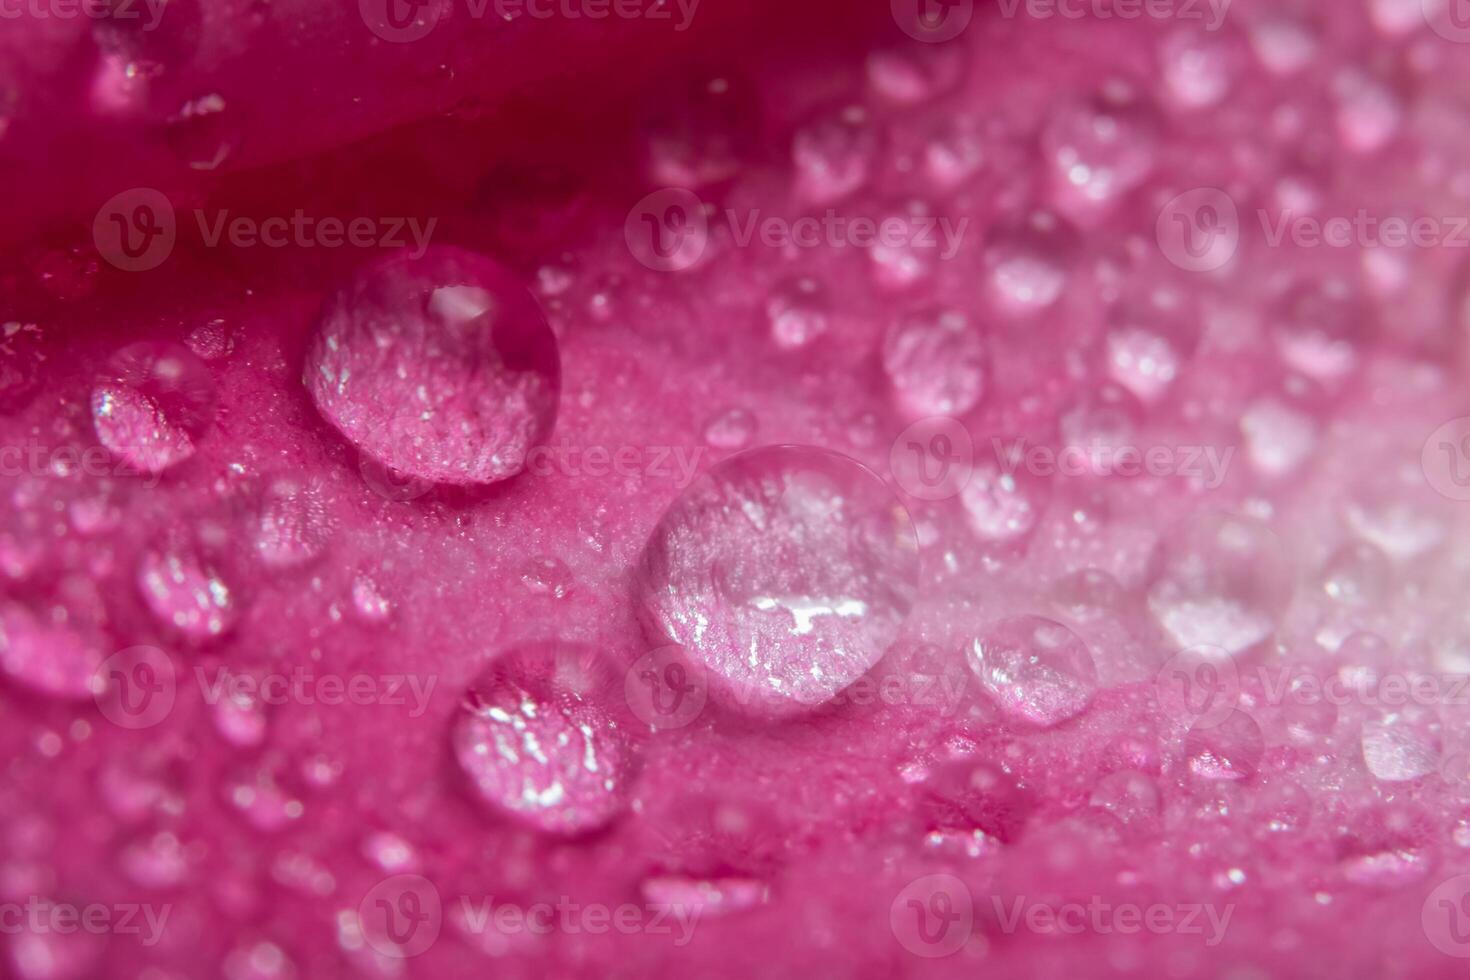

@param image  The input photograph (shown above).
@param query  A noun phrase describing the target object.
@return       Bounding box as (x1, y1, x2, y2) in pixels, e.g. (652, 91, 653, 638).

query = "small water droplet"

(1185, 710, 1264, 781)
(983, 212, 1076, 316)
(1041, 89, 1159, 223)
(520, 556, 573, 598)
(967, 615, 1097, 727)
(91, 342, 216, 475)
(254, 477, 332, 568)
(703, 408, 757, 451)
(1362, 716, 1440, 782)
(792, 105, 878, 206)
(1158, 28, 1238, 110)
(137, 544, 236, 641)
(641, 72, 757, 188)
(305, 247, 560, 486)
(765, 277, 830, 350)
(452, 642, 634, 835)
(959, 460, 1049, 544)
(882, 308, 987, 417)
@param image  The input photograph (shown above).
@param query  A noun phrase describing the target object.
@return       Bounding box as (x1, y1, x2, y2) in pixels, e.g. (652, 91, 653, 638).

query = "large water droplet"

(1147, 513, 1292, 655)
(451, 642, 634, 835)
(637, 446, 919, 716)
(882, 308, 987, 417)
(305, 247, 560, 486)
(967, 615, 1097, 727)
(91, 342, 216, 475)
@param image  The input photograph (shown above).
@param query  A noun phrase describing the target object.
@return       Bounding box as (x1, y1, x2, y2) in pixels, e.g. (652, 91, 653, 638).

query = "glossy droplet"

(452, 642, 634, 835)
(1185, 710, 1264, 781)
(137, 546, 236, 641)
(254, 477, 332, 568)
(1362, 717, 1440, 782)
(765, 277, 830, 351)
(1050, 568, 1126, 622)
(641, 72, 756, 188)
(1343, 467, 1446, 561)
(919, 760, 1032, 843)
(305, 247, 560, 486)
(1248, 16, 1318, 75)
(165, 93, 237, 171)
(1158, 28, 1237, 110)
(1271, 280, 1370, 382)
(967, 615, 1097, 727)
(1241, 396, 1318, 478)
(186, 319, 233, 361)
(1103, 289, 1197, 404)
(1058, 384, 1143, 477)
(351, 574, 391, 622)
(1147, 513, 1292, 655)
(637, 446, 919, 716)
(959, 461, 1049, 544)
(1321, 543, 1392, 607)
(1333, 69, 1400, 154)
(0, 602, 103, 702)
(792, 105, 878, 206)
(91, 342, 216, 475)
(1090, 770, 1162, 835)
(983, 212, 1075, 316)
(703, 408, 757, 451)
(1041, 90, 1158, 223)
(866, 40, 965, 105)
(882, 308, 987, 417)
(520, 555, 573, 598)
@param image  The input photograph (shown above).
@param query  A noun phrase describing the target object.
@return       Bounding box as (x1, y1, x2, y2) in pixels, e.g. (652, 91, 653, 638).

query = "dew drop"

(186, 319, 234, 361)
(1147, 513, 1292, 655)
(703, 408, 757, 451)
(792, 105, 878, 206)
(1040, 89, 1158, 223)
(520, 555, 573, 598)
(1103, 289, 1197, 404)
(254, 477, 332, 569)
(641, 72, 757, 188)
(959, 460, 1049, 544)
(137, 545, 236, 641)
(1271, 280, 1370, 382)
(923, 115, 986, 190)
(1343, 467, 1446, 561)
(636, 446, 919, 716)
(1240, 396, 1319, 478)
(91, 342, 216, 475)
(1362, 717, 1440, 782)
(1158, 28, 1237, 110)
(982, 212, 1075, 316)
(865, 39, 965, 105)
(305, 247, 560, 486)
(0, 602, 103, 702)
(350, 574, 391, 622)
(1321, 543, 1392, 607)
(1185, 710, 1264, 781)
(919, 760, 1032, 843)
(967, 615, 1097, 727)
(451, 642, 634, 835)
(765, 277, 830, 351)
(1090, 770, 1162, 835)
(1333, 69, 1401, 154)
(881, 308, 987, 417)
(1248, 16, 1318, 75)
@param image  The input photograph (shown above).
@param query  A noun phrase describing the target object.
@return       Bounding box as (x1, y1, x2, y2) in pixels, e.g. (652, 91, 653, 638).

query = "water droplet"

(1248, 16, 1318, 75)
(1333, 69, 1401, 154)
(520, 556, 573, 598)
(451, 642, 634, 835)
(254, 477, 332, 568)
(641, 72, 757, 188)
(868, 201, 944, 290)
(1240, 395, 1318, 478)
(865, 39, 965, 104)
(137, 545, 236, 641)
(982, 212, 1075, 316)
(1271, 280, 1370, 382)
(1090, 770, 1162, 835)
(91, 342, 216, 475)
(882, 308, 987, 417)
(305, 247, 560, 486)
(1058, 384, 1144, 477)
(641, 875, 770, 919)
(967, 615, 1097, 726)
(363, 830, 419, 873)
(1321, 543, 1392, 607)
(923, 114, 986, 190)
(212, 678, 268, 748)
(919, 760, 1031, 843)
(959, 460, 1049, 544)
(1147, 513, 1292, 654)
(1185, 710, 1264, 781)
(1041, 89, 1159, 223)
(637, 446, 919, 716)
(351, 574, 391, 622)
(703, 408, 757, 451)
(186, 319, 234, 361)
(792, 105, 878, 206)
(1362, 717, 1440, 782)
(0, 602, 103, 702)
(1103, 289, 1196, 403)
(765, 277, 830, 351)
(166, 93, 237, 170)
(120, 831, 190, 888)
(1343, 466, 1445, 561)
(1158, 28, 1237, 109)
